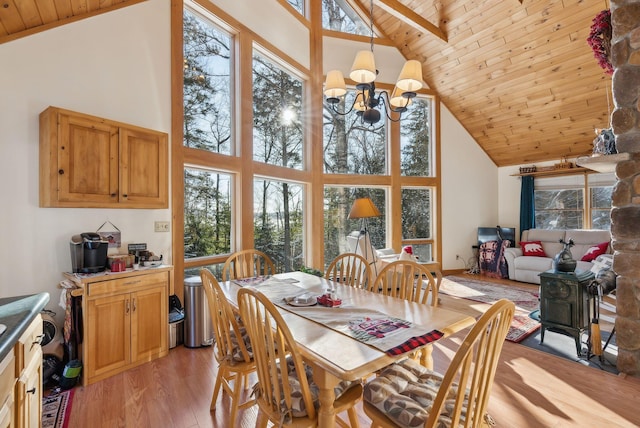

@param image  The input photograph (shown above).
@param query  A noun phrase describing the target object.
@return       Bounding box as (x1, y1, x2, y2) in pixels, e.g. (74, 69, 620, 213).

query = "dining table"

(220, 270, 475, 428)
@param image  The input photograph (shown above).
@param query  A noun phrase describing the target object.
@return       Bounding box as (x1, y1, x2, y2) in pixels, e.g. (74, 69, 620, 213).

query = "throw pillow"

(520, 241, 546, 257)
(581, 241, 609, 262)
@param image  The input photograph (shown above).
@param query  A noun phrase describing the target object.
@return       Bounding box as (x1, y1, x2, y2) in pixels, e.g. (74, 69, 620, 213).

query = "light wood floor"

(66, 274, 640, 428)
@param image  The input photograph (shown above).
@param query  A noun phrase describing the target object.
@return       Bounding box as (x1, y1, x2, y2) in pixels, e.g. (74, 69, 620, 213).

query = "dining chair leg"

(256, 410, 269, 428)
(229, 374, 242, 427)
(347, 407, 360, 428)
(210, 369, 224, 410)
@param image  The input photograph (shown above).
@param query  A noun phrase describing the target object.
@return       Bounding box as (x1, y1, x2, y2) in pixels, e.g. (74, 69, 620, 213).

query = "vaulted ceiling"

(1, 0, 612, 167)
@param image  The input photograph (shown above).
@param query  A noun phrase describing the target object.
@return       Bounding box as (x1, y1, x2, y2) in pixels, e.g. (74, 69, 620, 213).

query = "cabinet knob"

(111, 193, 117, 197)
(126, 300, 130, 314)
(33, 334, 45, 345)
(58, 169, 64, 175)
(27, 387, 36, 395)
(122, 194, 128, 198)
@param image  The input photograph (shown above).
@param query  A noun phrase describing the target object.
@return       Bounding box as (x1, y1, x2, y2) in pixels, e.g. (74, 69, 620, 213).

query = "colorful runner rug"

(42, 388, 74, 428)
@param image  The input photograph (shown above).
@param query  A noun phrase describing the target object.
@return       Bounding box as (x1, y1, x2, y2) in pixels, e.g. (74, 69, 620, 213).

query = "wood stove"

(539, 269, 594, 356)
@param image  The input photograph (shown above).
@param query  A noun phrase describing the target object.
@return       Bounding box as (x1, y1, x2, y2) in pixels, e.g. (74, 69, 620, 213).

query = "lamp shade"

(349, 50, 377, 84)
(324, 70, 347, 98)
(395, 60, 423, 92)
(348, 197, 380, 219)
(389, 86, 413, 109)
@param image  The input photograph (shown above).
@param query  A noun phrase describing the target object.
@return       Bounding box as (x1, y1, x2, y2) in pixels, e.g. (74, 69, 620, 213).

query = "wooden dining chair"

(222, 249, 276, 281)
(363, 299, 515, 428)
(200, 269, 256, 426)
(237, 286, 363, 428)
(370, 259, 438, 306)
(325, 252, 372, 289)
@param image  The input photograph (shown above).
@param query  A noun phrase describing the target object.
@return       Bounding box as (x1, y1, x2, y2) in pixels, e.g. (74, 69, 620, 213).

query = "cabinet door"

(16, 348, 42, 428)
(86, 294, 131, 381)
(131, 285, 168, 364)
(119, 127, 168, 208)
(58, 112, 119, 205)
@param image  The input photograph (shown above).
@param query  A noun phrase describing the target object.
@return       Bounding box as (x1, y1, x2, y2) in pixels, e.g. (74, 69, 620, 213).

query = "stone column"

(610, 0, 640, 375)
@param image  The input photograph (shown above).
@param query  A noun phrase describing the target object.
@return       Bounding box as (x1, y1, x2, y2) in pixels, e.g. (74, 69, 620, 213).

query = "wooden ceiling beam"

(374, 0, 447, 42)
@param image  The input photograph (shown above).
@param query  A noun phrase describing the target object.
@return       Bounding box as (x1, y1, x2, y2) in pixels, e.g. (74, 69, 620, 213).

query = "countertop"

(0, 293, 50, 361)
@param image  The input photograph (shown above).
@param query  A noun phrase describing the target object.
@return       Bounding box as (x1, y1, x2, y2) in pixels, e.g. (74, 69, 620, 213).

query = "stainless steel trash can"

(184, 276, 214, 348)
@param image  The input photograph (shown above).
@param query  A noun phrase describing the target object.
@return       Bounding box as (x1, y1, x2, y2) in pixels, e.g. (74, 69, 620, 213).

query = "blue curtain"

(520, 175, 535, 233)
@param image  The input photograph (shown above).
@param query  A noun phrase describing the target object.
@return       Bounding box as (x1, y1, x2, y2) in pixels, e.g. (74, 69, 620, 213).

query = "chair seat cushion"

(364, 359, 468, 428)
(262, 357, 359, 419)
(229, 315, 253, 362)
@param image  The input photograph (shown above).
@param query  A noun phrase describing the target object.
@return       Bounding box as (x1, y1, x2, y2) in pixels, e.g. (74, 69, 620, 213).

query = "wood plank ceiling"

(364, 0, 613, 167)
(0, 0, 142, 45)
(0, 0, 613, 167)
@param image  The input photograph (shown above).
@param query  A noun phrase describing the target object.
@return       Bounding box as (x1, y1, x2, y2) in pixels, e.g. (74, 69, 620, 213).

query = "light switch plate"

(154, 221, 170, 232)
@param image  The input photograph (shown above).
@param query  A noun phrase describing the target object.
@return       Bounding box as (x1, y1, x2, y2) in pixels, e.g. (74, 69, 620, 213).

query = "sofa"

(504, 229, 612, 284)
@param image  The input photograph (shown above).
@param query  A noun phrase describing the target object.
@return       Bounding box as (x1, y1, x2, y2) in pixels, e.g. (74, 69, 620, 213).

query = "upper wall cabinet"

(39, 106, 168, 208)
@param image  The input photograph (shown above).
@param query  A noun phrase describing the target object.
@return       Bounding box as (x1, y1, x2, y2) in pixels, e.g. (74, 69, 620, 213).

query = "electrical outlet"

(154, 221, 170, 232)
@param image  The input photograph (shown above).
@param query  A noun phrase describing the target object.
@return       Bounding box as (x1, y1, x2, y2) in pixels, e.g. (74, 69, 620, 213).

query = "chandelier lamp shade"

(323, 1, 423, 126)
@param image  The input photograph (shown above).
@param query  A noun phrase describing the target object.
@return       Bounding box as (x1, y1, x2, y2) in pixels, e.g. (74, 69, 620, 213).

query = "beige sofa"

(504, 229, 611, 284)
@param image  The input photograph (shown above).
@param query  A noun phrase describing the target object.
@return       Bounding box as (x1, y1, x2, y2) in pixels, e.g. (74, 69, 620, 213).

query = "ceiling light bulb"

(350, 50, 377, 84)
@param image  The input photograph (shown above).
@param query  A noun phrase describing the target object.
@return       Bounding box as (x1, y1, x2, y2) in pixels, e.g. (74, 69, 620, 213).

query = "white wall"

(0, 0, 171, 319)
(440, 105, 498, 270)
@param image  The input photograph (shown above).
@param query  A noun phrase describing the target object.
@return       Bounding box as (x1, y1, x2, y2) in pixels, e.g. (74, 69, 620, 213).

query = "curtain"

(520, 175, 535, 233)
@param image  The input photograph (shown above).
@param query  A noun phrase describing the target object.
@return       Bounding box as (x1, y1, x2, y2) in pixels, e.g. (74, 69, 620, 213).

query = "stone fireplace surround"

(609, 0, 640, 375)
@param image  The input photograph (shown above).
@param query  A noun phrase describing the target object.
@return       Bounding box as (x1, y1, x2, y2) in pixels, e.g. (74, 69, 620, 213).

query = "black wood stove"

(538, 269, 595, 356)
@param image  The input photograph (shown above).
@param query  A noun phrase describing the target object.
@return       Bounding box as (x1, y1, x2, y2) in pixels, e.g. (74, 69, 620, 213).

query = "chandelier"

(323, 0, 423, 125)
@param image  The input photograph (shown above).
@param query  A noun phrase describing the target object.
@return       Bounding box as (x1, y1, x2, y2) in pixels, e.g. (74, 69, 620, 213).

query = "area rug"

(441, 275, 540, 342)
(42, 389, 74, 428)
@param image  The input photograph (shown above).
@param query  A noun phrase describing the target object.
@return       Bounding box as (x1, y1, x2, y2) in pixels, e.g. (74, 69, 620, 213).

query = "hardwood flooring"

(66, 274, 640, 428)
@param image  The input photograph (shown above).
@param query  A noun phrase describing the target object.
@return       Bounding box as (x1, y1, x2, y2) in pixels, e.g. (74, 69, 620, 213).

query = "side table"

(539, 269, 594, 356)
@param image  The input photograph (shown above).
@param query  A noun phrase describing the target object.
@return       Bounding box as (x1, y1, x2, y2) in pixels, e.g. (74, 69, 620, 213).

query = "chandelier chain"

(369, 0, 374, 53)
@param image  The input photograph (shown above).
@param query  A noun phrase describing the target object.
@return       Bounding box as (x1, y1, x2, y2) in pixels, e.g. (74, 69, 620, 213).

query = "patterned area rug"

(42, 389, 74, 428)
(441, 275, 540, 343)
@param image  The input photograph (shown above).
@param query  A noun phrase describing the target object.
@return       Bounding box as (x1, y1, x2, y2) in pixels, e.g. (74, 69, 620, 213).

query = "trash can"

(169, 294, 185, 349)
(184, 276, 214, 348)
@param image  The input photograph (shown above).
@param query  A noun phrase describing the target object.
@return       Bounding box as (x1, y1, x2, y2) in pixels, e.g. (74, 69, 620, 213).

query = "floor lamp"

(348, 197, 381, 277)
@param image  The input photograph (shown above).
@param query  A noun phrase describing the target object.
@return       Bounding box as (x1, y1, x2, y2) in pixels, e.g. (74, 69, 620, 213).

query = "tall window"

(183, 10, 232, 155)
(401, 97, 433, 177)
(401, 187, 433, 261)
(323, 91, 387, 175)
(178, 2, 440, 282)
(322, 0, 369, 35)
(184, 168, 232, 259)
(253, 52, 304, 169)
(254, 178, 304, 272)
(324, 187, 387, 264)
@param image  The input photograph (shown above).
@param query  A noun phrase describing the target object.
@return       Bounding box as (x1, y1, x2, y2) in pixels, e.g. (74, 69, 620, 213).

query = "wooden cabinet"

(0, 351, 14, 428)
(65, 267, 172, 385)
(0, 315, 43, 428)
(39, 106, 168, 208)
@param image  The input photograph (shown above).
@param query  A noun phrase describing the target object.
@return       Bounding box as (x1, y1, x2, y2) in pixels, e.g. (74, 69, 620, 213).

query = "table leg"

(307, 361, 339, 428)
(420, 343, 434, 370)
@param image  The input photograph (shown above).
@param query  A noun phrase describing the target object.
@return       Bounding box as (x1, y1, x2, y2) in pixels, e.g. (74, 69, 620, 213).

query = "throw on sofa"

(504, 229, 611, 284)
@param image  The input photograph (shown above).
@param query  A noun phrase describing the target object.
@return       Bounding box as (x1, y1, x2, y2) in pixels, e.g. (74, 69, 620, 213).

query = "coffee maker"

(69, 233, 109, 273)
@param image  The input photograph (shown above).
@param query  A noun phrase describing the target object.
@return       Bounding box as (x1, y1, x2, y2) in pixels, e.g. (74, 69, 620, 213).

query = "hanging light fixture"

(323, 0, 423, 126)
